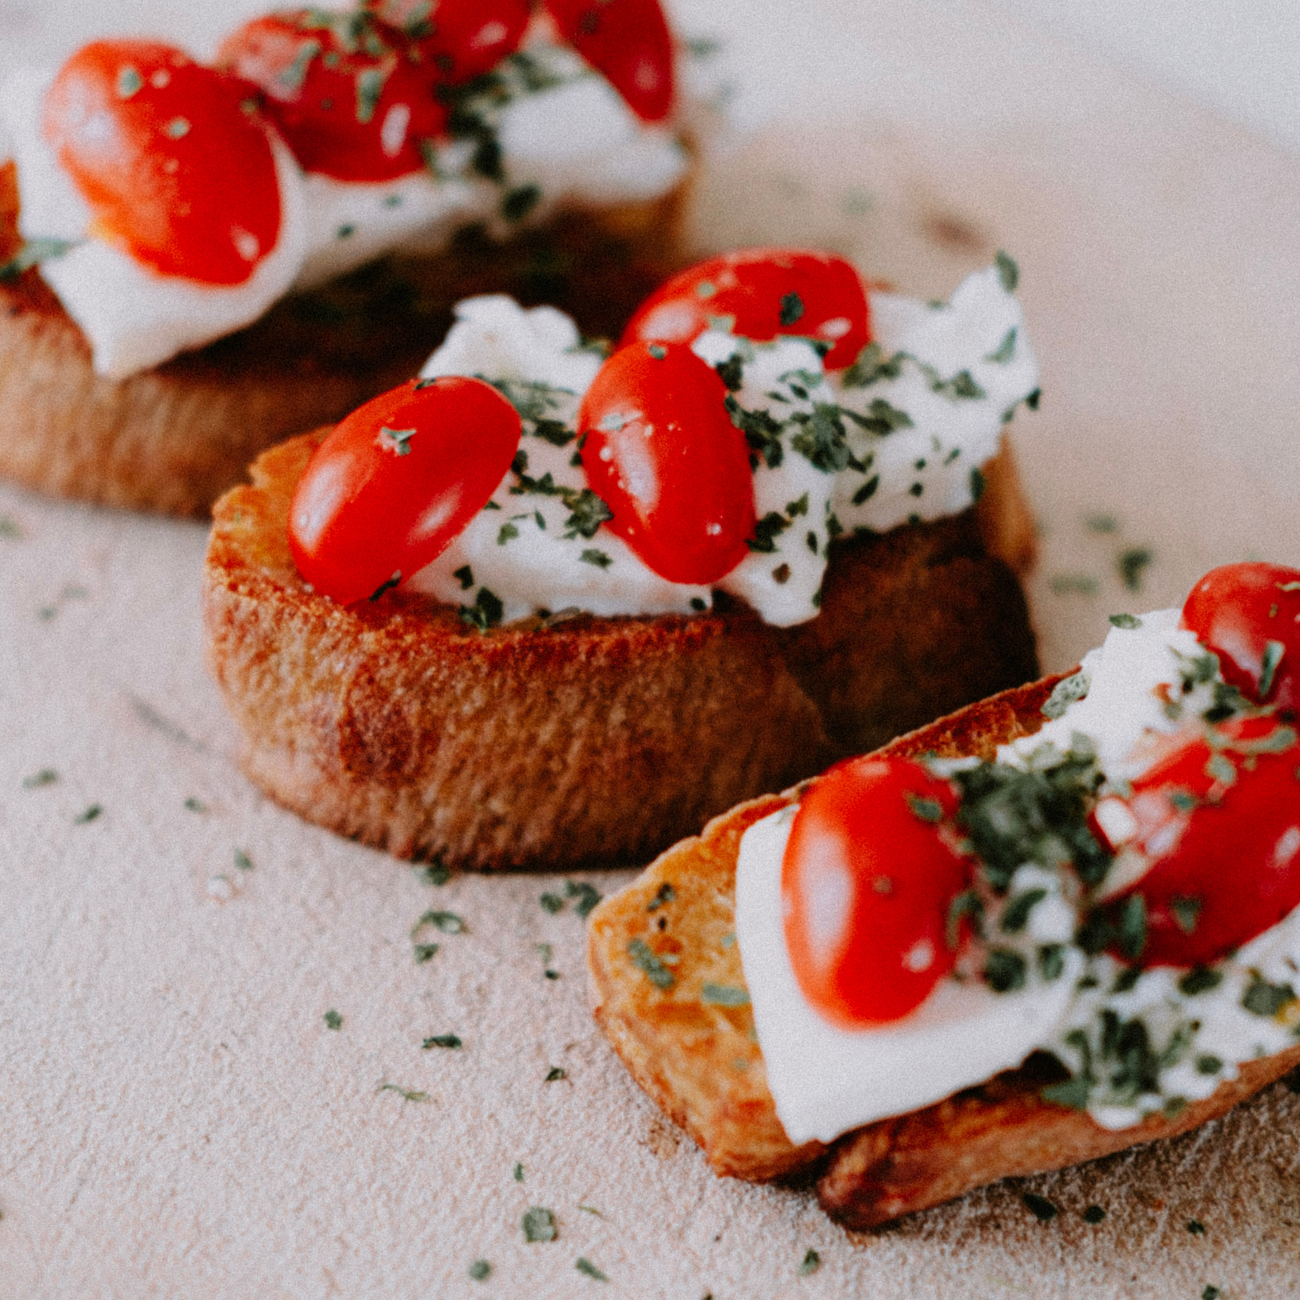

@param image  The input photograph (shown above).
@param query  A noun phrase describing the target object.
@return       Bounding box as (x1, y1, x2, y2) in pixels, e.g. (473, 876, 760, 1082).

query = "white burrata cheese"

(1, 67, 310, 379)
(735, 606, 1300, 1143)
(404, 266, 1038, 628)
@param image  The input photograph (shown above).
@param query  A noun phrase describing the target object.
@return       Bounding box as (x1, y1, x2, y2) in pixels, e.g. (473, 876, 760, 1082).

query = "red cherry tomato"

(621, 248, 872, 371)
(289, 376, 521, 606)
(218, 11, 448, 182)
(781, 756, 973, 1027)
(368, 0, 531, 83)
(577, 342, 755, 585)
(543, 0, 675, 123)
(43, 41, 281, 285)
(1102, 716, 1300, 967)
(1181, 561, 1300, 710)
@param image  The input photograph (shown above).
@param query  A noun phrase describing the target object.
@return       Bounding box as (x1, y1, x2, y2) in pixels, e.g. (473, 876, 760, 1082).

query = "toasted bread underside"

(202, 430, 1037, 871)
(586, 677, 1300, 1226)
(0, 159, 688, 515)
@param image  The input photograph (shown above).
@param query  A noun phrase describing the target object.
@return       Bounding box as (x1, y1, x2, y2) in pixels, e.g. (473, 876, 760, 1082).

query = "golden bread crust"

(201, 431, 1038, 871)
(585, 674, 1300, 1226)
(0, 159, 689, 515)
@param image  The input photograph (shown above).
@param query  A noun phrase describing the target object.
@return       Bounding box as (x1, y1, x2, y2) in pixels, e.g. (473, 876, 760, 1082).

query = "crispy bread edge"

(586, 672, 1300, 1226)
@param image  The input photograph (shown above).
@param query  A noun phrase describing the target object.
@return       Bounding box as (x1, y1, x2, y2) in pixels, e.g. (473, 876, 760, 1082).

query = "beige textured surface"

(4, 1, 1300, 1296)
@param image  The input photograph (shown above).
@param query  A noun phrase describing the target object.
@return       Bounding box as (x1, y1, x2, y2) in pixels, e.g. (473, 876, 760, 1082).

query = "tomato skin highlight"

(1101, 717, 1300, 967)
(218, 12, 448, 182)
(289, 377, 521, 606)
(43, 41, 281, 285)
(1181, 561, 1300, 709)
(577, 342, 755, 586)
(368, 0, 531, 83)
(543, 0, 675, 123)
(622, 248, 872, 371)
(781, 756, 973, 1027)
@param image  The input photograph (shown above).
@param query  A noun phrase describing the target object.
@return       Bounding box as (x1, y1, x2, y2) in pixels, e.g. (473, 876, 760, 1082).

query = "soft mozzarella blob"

(735, 808, 1081, 1145)
(406, 270, 1038, 627)
(737, 607, 1300, 1142)
(1, 67, 309, 379)
(0, 40, 689, 377)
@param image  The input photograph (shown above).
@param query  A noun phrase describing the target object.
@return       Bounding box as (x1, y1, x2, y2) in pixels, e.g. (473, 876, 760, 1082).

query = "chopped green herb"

(22, 768, 57, 789)
(1116, 893, 1148, 960)
(381, 425, 417, 456)
(74, 804, 102, 825)
(415, 858, 451, 887)
(369, 572, 401, 602)
(842, 396, 913, 437)
(578, 1204, 603, 1216)
(797, 1248, 820, 1276)
(562, 489, 614, 540)
(459, 586, 504, 632)
(415, 909, 465, 935)
(1196, 1054, 1223, 1075)
(1178, 967, 1222, 996)
(905, 793, 943, 823)
(1041, 1073, 1091, 1111)
(1001, 888, 1048, 934)
(995, 250, 1020, 292)
(452, 566, 474, 591)
(851, 475, 880, 505)
(377, 1083, 430, 1102)
(1242, 974, 1297, 1018)
(779, 291, 805, 326)
(540, 892, 564, 914)
(689, 596, 709, 612)
(715, 354, 744, 392)
(565, 879, 602, 917)
(648, 344, 667, 360)
(498, 522, 520, 544)
(1170, 895, 1203, 935)
(628, 938, 675, 991)
(1022, 1192, 1058, 1222)
(984, 948, 1027, 993)
(544, 1066, 567, 1082)
(1082, 1205, 1106, 1224)
(502, 184, 542, 223)
(117, 66, 143, 98)
(1042, 670, 1090, 720)
(985, 327, 1017, 364)
(423, 1033, 462, 1049)
(575, 1257, 608, 1282)
(0, 514, 20, 537)
(513, 1162, 524, 1181)
(842, 341, 905, 387)
(1109, 613, 1142, 629)
(1118, 547, 1153, 592)
(1202, 1288, 1221, 1300)
(522, 1206, 557, 1243)
(725, 396, 784, 468)
(468, 1259, 491, 1281)
(1086, 513, 1119, 533)
(183, 796, 206, 812)
(700, 983, 750, 1007)
(0, 237, 76, 282)
(579, 548, 612, 569)
(790, 404, 853, 472)
(324, 1010, 343, 1030)
(413, 943, 440, 964)
(1187, 1219, 1206, 1235)
(163, 117, 191, 139)
(354, 66, 387, 123)
(747, 511, 790, 553)
(969, 465, 987, 502)
(1038, 944, 1066, 980)
(947, 890, 984, 950)
(647, 883, 676, 911)
(1260, 640, 1286, 698)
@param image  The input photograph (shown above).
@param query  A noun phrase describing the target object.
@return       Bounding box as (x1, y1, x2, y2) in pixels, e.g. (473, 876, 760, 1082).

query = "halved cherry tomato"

(1100, 716, 1300, 967)
(782, 756, 973, 1027)
(43, 41, 281, 285)
(368, 0, 531, 83)
(1181, 561, 1300, 710)
(289, 376, 521, 606)
(218, 11, 448, 182)
(544, 0, 675, 123)
(621, 249, 872, 371)
(577, 342, 755, 585)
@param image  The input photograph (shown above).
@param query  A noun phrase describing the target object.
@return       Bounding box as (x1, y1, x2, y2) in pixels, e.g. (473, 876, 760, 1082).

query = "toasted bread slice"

(0, 159, 688, 515)
(586, 676, 1300, 1227)
(201, 428, 1037, 871)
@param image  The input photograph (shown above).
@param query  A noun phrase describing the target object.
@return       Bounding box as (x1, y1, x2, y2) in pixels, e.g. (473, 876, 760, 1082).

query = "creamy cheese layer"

(0, 40, 689, 377)
(408, 266, 1038, 627)
(736, 609, 1300, 1143)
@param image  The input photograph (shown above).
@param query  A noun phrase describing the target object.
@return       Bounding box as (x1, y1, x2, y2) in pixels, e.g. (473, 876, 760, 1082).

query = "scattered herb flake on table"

(22, 768, 57, 789)
(544, 1066, 566, 1082)
(468, 1259, 491, 1281)
(575, 1257, 608, 1281)
(1022, 1192, 1059, 1221)
(323, 1010, 343, 1030)
(74, 804, 102, 824)
(423, 1033, 462, 1050)
(522, 1206, 557, 1243)
(798, 1248, 820, 1276)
